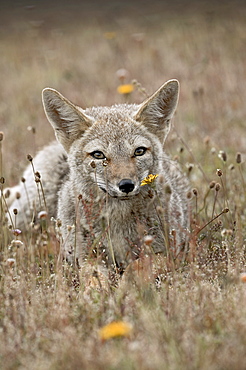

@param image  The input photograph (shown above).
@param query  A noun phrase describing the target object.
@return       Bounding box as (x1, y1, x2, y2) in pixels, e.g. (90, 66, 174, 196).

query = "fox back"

(6, 80, 190, 270)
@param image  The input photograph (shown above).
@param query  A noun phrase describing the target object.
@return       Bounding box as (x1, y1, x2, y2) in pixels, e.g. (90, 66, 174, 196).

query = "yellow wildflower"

(104, 32, 116, 40)
(99, 321, 132, 341)
(140, 174, 159, 186)
(117, 84, 134, 95)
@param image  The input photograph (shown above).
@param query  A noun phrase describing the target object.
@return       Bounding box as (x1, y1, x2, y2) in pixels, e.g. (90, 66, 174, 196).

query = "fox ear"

(134, 79, 179, 142)
(42, 88, 93, 151)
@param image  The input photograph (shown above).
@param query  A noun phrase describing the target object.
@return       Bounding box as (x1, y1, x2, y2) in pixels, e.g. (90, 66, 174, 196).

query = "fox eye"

(134, 147, 147, 156)
(90, 151, 106, 159)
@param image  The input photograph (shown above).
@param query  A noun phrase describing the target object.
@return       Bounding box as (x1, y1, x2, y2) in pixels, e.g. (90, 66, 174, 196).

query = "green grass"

(1, 1, 246, 369)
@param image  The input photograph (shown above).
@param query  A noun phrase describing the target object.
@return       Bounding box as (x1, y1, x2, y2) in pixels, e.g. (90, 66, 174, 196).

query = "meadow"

(0, 1, 246, 369)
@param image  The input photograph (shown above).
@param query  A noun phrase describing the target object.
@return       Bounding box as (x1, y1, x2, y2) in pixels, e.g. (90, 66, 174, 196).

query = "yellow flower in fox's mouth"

(140, 174, 159, 186)
(99, 321, 132, 341)
(117, 84, 134, 95)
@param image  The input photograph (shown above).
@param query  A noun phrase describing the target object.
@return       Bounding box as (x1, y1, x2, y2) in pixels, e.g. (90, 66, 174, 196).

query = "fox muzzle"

(118, 179, 135, 194)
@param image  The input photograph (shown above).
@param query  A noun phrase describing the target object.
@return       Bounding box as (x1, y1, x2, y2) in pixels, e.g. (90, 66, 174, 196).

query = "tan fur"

(5, 80, 190, 270)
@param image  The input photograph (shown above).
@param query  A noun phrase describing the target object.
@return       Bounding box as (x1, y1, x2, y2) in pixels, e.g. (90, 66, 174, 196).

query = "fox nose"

(118, 179, 135, 194)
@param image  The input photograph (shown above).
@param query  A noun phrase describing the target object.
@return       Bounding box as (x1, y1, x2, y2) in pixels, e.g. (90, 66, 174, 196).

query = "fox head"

(42, 80, 179, 199)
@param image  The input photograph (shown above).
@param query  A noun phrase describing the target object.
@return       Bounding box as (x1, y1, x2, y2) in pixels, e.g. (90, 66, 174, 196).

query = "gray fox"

(5, 80, 190, 269)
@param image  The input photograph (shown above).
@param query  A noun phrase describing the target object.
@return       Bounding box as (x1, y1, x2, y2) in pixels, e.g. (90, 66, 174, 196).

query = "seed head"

(215, 183, 221, 192)
(11, 239, 24, 248)
(218, 150, 227, 162)
(38, 211, 48, 219)
(0, 132, 3, 141)
(0, 177, 5, 184)
(203, 136, 210, 145)
(16, 192, 21, 200)
(236, 152, 242, 164)
(27, 126, 36, 134)
(67, 225, 74, 232)
(186, 191, 192, 199)
(171, 229, 177, 237)
(4, 189, 10, 198)
(192, 188, 198, 196)
(144, 235, 154, 246)
(6, 258, 15, 267)
(216, 169, 223, 177)
(221, 228, 233, 237)
(116, 68, 129, 82)
(21, 177, 26, 183)
(27, 154, 33, 162)
(209, 181, 216, 189)
(222, 207, 229, 213)
(186, 163, 194, 173)
(13, 208, 18, 215)
(12, 228, 21, 236)
(56, 219, 62, 228)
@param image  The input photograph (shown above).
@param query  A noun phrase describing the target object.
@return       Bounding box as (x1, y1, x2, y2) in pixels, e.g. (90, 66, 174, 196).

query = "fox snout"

(118, 179, 135, 194)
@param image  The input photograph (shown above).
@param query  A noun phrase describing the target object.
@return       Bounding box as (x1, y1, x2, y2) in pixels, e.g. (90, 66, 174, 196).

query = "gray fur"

(5, 80, 190, 269)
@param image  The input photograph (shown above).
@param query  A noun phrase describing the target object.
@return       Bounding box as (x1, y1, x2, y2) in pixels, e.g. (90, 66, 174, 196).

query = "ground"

(0, 1, 246, 369)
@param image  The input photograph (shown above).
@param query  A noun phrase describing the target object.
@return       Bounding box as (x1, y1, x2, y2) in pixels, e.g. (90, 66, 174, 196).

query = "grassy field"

(1, 1, 246, 369)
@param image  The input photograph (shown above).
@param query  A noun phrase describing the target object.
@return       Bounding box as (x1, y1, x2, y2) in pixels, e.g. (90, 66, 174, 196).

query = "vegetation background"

(0, 0, 246, 369)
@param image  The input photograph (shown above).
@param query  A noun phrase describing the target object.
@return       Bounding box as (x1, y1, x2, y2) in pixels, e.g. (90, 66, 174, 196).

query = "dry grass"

(1, 1, 246, 369)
